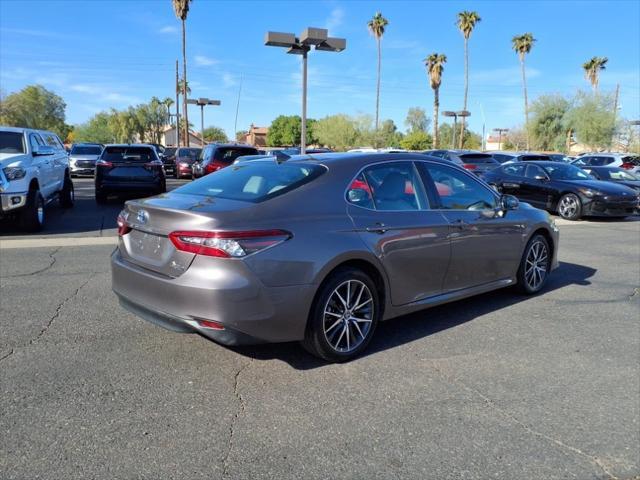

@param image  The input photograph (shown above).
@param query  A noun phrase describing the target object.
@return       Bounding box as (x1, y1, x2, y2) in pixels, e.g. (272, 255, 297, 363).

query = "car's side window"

(503, 164, 525, 177)
(424, 163, 498, 211)
(29, 133, 43, 152)
(349, 162, 427, 211)
(525, 165, 546, 179)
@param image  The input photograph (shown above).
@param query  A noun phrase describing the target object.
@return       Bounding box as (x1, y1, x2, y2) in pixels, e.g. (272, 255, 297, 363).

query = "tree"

(73, 111, 115, 144)
(235, 130, 248, 142)
(404, 107, 430, 134)
(582, 56, 608, 92)
(0, 84, 70, 139)
(565, 91, 616, 150)
(529, 94, 571, 151)
(512, 33, 536, 150)
(400, 131, 432, 150)
(267, 115, 315, 147)
(379, 119, 403, 147)
(172, 0, 193, 146)
(456, 10, 481, 148)
(367, 12, 389, 143)
(437, 122, 481, 150)
(314, 114, 360, 150)
(425, 53, 447, 148)
(202, 126, 228, 143)
(503, 127, 528, 151)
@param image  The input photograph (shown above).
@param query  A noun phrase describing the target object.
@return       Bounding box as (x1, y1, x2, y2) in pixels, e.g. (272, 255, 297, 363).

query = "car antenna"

(275, 152, 290, 164)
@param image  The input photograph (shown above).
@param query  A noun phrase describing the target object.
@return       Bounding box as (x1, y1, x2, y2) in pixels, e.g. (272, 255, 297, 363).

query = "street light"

(493, 128, 509, 151)
(442, 110, 470, 149)
(187, 97, 221, 146)
(265, 28, 346, 154)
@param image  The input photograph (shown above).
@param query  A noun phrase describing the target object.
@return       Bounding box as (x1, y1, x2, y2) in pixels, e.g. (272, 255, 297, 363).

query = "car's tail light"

(205, 162, 222, 173)
(169, 230, 291, 258)
(463, 164, 477, 170)
(144, 160, 164, 168)
(96, 159, 112, 167)
(195, 318, 225, 330)
(621, 162, 635, 170)
(117, 211, 132, 236)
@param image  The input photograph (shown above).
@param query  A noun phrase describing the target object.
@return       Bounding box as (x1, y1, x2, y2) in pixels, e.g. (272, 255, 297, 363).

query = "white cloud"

(324, 7, 344, 32)
(222, 73, 237, 88)
(194, 55, 218, 66)
(70, 84, 140, 105)
(158, 25, 178, 34)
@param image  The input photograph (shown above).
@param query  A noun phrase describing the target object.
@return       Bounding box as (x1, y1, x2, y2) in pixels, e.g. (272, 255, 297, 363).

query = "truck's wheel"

(20, 188, 45, 232)
(60, 173, 75, 208)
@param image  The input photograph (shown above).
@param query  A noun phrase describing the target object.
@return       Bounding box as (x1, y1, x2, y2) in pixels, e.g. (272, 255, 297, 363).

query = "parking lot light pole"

(265, 29, 346, 154)
(187, 98, 221, 147)
(493, 128, 509, 151)
(442, 111, 470, 149)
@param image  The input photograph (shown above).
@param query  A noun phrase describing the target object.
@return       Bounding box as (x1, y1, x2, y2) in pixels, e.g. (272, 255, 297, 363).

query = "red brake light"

(117, 212, 132, 236)
(621, 163, 634, 170)
(205, 162, 222, 173)
(169, 230, 291, 258)
(463, 164, 477, 170)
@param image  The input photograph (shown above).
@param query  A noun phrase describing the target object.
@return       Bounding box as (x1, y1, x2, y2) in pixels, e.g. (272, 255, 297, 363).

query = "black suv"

(94, 144, 166, 203)
(192, 144, 259, 178)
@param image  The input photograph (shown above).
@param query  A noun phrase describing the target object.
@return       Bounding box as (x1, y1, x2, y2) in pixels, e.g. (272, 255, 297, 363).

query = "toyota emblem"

(136, 209, 149, 224)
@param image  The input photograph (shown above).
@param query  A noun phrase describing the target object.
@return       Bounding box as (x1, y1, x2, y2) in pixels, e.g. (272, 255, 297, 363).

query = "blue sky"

(1, 0, 639, 139)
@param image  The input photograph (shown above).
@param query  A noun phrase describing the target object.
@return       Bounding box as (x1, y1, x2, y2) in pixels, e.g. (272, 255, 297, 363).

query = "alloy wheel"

(524, 240, 548, 291)
(559, 195, 578, 219)
(322, 280, 374, 353)
(37, 197, 44, 225)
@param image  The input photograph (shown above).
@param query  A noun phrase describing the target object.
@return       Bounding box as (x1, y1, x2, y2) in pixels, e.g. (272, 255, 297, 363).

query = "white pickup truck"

(0, 126, 74, 231)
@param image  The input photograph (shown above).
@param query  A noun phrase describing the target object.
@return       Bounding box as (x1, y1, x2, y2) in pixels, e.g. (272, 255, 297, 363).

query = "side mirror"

(348, 188, 370, 204)
(501, 194, 519, 211)
(33, 145, 55, 156)
(534, 174, 548, 182)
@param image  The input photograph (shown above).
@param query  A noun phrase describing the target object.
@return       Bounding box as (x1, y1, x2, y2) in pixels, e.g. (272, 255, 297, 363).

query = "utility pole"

(187, 98, 221, 147)
(234, 75, 243, 143)
(493, 128, 509, 151)
(612, 83, 620, 150)
(175, 59, 180, 148)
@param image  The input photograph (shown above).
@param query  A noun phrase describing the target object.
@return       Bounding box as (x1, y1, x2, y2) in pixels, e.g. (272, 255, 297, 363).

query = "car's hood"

(69, 154, 100, 161)
(0, 152, 29, 167)
(616, 180, 640, 190)
(557, 179, 638, 195)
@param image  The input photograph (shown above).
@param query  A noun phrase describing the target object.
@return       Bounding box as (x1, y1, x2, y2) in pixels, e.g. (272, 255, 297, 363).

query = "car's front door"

(346, 161, 451, 306)
(419, 162, 525, 291)
(28, 132, 55, 197)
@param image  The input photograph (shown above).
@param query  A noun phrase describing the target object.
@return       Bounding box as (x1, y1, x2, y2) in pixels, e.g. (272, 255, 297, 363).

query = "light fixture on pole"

(493, 128, 509, 151)
(265, 28, 346, 154)
(442, 110, 470, 149)
(187, 98, 221, 146)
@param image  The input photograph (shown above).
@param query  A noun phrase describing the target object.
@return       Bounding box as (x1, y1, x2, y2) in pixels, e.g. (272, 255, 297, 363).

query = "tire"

(59, 173, 74, 208)
(20, 188, 45, 232)
(517, 234, 551, 294)
(557, 193, 582, 220)
(95, 189, 108, 204)
(302, 267, 380, 363)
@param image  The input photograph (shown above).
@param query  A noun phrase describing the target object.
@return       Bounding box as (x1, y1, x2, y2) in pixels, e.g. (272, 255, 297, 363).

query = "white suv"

(0, 126, 74, 231)
(573, 153, 640, 174)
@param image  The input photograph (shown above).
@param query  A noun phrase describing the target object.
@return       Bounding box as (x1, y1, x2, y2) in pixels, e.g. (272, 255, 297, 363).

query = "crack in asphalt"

(431, 363, 619, 480)
(221, 359, 253, 479)
(629, 288, 639, 300)
(3, 246, 61, 278)
(0, 273, 96, 365)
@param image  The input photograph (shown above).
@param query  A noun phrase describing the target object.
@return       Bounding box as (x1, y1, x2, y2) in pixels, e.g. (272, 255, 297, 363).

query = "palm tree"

(172, 0, 192, 146)
(425, 53, 447, 148)
(582, 56, 608, 92)
(456, 10, 481, 148)
(512, 33, 536, 150)
(368, 12, 389, 146)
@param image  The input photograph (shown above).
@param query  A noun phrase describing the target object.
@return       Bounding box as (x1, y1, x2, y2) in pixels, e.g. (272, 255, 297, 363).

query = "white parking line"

(0, 236, 117, 249)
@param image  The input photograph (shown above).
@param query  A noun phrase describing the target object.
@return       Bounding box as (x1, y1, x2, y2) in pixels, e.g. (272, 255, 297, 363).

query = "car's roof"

(0, 126, 55, 134)
(517, 161, 570, 167)
(205, 143, 256, 149)
(73, 142, 103, 146)
(104, 143, 157, 148)
(254, 151, 452, 168)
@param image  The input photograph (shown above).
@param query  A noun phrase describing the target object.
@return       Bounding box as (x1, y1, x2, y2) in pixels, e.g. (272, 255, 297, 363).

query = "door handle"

(365, 222, 387, 234)
(452, 219, 470, 230)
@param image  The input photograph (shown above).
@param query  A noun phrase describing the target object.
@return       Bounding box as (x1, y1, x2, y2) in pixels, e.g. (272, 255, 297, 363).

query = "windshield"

(102, 146, 157, 163)
(163, 148, 177, 156)
(178, 148, 200, 159)
(175, 161, 326, 203)
(459, 154, 497, 164)
(596, 168, 639, 181)
(71, 146, 102, 155)
(0, 132, 26, 154)
(545, 163, 592, 180)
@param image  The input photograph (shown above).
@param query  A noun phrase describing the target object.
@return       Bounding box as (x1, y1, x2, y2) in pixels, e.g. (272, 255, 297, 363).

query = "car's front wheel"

(517, 234, 551, 294)
(59, 172, 74, 208)
(20, 188, 45, 232)
(557, 193, 582, 220)
(303, 268, 380, 362)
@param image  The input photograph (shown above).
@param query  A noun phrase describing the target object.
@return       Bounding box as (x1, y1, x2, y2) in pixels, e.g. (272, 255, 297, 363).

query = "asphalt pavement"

(1, 178, 639, 479)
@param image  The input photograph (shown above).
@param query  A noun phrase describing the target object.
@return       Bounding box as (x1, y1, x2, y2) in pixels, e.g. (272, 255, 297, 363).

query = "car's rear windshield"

(164, 148, 177, 156)
(622, 156, 640, 165)
(178, 148, 200, 158)
(0, 132, 26, 154)
(213, 147, 259, 164)
(174, 161, 326, 203)
(102, 147, 157, 163)
(458, 154, 496, 164)
(71, 146, 102, 155)
(491, 154, 515, 163)
(520, 155, 551, 161)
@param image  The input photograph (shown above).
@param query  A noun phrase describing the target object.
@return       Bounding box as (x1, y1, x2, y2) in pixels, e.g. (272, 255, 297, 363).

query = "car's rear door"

(346, 160, 450, 306)
(521, 164, 552, 207)
(497, 163, 526, 196)
(419, 162, 525, 290)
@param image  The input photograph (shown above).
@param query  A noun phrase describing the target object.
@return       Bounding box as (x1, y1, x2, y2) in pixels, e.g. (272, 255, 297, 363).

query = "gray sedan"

(111, 153, 559, 362)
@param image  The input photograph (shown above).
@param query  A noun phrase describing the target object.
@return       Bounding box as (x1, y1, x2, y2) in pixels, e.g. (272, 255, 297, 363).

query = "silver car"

(111, 153, 559, 362)
(69, 143, 103, 177)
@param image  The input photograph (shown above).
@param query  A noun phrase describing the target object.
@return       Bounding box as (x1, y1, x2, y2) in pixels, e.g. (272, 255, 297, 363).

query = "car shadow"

(230, 261, 597, 370)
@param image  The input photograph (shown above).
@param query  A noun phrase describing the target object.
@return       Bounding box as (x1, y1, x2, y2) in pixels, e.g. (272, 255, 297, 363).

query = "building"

(161, 125, 205, 147)
(241, 124, 268, 147)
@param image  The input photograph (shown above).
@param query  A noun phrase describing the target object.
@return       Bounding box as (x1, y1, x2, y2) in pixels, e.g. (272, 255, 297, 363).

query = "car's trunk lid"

(118, 193, 254, 277)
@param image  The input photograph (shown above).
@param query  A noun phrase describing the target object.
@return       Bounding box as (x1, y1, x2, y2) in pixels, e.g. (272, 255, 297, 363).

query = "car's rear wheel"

(303, 268, 379, 362)
(557, 193, 582, 220)
(517, 234, 551, 294)
(59, 172, 74, 208)
(20, 188, 45, 232)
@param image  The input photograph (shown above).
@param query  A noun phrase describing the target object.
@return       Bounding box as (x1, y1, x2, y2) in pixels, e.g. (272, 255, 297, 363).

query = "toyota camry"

(111, 153, 559, 362)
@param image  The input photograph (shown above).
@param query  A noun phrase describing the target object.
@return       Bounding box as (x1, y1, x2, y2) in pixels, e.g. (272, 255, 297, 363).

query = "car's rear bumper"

(97, 180, 162, 191)
(70, 167, 95, 176)
(111, 248, 315, 345)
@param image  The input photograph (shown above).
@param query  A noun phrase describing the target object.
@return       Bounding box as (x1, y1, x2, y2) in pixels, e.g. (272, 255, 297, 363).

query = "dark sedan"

(581, 166, 640, 192)
(422, 150, 500, 176)
(483, 161, 639, 220)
